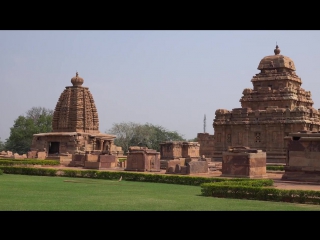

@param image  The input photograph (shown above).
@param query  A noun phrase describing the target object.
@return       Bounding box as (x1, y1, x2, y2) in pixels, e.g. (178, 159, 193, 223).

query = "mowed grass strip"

(1, 174, 320, 211)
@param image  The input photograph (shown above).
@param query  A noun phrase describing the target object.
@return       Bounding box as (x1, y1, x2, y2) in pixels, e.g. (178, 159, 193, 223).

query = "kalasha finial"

(71, 71, 83, 86)
(274, 43, 280, 55)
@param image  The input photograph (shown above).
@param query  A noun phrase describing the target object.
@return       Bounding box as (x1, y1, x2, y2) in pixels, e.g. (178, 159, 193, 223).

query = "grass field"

(1, 174, 320, 211)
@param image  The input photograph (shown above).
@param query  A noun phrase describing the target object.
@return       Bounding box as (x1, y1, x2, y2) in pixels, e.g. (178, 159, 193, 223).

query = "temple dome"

(257, 45, 296, 71)
(71, 72, 84, 86)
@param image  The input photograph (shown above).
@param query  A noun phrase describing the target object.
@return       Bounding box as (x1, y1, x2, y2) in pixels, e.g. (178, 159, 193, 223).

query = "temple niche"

(213, 45, 320, 163)
(30, 72, 124, 167)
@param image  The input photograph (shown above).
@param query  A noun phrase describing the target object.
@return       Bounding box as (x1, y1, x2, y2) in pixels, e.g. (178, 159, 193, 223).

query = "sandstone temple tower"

(213, 45, 320, 163)
(52, 72, 99, 134)
(31, 72, 117, 156)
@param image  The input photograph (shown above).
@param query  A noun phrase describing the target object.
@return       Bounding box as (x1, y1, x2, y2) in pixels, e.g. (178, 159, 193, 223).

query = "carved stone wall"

(197, 133, 214, 159)
(159, 142, 183, 160)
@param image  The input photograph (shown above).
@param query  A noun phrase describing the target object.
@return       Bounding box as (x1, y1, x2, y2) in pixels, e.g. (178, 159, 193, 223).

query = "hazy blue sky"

(1, 30, 320, 141)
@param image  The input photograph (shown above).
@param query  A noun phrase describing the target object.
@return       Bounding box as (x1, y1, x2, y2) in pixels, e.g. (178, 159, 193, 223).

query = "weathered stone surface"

(13, 153, 27, 159)
(282, 131, 320, 182)
(160, 141, 207, 175)
(86, 154, 99, 162)
(125, 146, 160, 172)
(69, 154, 86, 167)
(160, 141, 200, 169)
(166, 159, 182, 173)
(213, 45, 320, 163)
(159, 141, 183, 160)
(197, 133, 214, 160)
(221, 147, 267, 178)
(27, 151, 37, 159)
(84, 161, 101, 169)
(0, 151, 13, 157)
(187, 160, 208, 174)
(165, 158, 208, 175)
(99, 155, 116, 163)
(37, 152, 46, 160)
(59, 154, 72, 166)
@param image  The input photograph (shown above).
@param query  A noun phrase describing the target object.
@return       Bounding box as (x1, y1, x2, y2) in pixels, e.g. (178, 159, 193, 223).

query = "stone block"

(37, 152, 46, 160)
(166, 159, 181, 173)
(188, 160, 208, 174)
(84, 161, 100, 169)
(86, 154, 99, 162)
(99, 155, 116, 163)
(221, 148, 267, 178)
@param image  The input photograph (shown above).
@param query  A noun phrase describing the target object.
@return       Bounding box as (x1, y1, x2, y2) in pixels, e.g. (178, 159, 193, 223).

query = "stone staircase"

(208, 161, 222, 172)
(46, 155, 60, 161)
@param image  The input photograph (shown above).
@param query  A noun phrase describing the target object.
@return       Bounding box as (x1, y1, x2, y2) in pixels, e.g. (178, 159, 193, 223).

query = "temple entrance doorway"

(49, 142, 60, 154)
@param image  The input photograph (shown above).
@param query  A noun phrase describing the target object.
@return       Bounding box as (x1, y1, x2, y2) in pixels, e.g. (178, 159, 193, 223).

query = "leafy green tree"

(5, 107, 53, 154)
(107, 122, 140, 155)
(0, 138, 5, 152)
(107, 122, 185, 154)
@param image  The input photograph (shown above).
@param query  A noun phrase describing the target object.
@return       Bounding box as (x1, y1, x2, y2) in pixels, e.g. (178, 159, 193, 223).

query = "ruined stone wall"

(282, 131, 320, 182)
(160, 142, 183, 159)
(181, 142, 200, 158)
(197, 133, 214, 159)
(146, 153, 160, 171)
(126, 152, 145, 170)
(125, 147, 160, 172)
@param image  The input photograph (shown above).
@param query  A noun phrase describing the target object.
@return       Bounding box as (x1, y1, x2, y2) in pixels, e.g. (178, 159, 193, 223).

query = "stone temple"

(212, 45, 320, 163)
(30, 72, 118, 158)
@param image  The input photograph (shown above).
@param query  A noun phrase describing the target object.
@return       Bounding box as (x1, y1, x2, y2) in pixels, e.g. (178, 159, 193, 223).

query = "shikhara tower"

(213, 45, 320, 163)
(31, 72, 116, 156)
(52, 72, 99, 133)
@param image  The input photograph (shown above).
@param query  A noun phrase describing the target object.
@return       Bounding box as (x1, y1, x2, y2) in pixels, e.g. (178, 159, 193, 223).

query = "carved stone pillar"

(92, 139, 96, 151)
(100, 140, 104, 151)
(245, 124, 250, 146)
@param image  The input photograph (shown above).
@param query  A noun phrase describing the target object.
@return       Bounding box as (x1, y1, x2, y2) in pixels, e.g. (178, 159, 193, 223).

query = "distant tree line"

(1, 107, 189, 155)
(107, 122, 185, 153)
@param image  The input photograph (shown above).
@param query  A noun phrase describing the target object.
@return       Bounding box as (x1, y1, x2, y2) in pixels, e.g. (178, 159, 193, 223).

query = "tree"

(107, 122, 185, 154)
(0, 138, 5, 152)
(4, 106, 53, 154)
(188, 137, 198, 142)
(106, 122, 141, 155)
(26, 107, 53, 124)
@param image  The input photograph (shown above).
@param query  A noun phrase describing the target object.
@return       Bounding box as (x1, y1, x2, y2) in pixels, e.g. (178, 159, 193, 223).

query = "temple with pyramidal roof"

(212, 45, 320, 163)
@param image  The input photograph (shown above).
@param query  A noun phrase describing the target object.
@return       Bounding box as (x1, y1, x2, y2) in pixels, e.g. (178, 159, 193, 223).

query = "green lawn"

(1, 174, 320, 211)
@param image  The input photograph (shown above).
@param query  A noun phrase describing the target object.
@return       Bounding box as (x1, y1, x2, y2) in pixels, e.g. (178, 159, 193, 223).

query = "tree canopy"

(0, 138, 5, 152)
(4, 106, 53, 154)
(107, 122, 185, 154)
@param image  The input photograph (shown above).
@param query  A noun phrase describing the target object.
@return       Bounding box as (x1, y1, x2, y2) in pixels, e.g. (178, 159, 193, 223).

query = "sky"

(1, 30, 320, 142)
